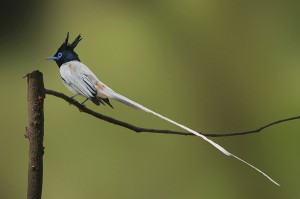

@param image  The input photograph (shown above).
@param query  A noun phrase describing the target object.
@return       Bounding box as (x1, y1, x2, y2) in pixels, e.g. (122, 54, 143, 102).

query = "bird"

(47, 33, 279, 186)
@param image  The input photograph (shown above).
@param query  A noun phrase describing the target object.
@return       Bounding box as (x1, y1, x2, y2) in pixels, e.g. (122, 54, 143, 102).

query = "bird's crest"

(60, 32, 82, 51)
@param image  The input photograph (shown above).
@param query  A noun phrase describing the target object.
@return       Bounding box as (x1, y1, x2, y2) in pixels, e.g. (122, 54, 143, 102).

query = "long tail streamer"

(107, 90, 279, 186)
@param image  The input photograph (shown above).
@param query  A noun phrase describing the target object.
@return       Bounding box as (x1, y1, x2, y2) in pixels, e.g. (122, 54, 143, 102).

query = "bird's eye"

(57, 52, 63, 59)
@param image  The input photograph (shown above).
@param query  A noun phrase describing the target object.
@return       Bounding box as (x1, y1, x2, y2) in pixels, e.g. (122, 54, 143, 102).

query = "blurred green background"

(1, 0, 300, 198)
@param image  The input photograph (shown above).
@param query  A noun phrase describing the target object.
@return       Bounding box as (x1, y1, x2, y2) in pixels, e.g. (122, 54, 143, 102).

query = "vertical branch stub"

(26, 70, 45, 199)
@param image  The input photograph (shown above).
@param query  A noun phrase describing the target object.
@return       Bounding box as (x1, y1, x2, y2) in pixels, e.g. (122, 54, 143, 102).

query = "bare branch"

(45, 89, 299, 137)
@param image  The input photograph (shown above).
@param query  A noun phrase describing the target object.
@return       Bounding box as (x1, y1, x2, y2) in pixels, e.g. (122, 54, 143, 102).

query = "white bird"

(47, 33, 279, 186)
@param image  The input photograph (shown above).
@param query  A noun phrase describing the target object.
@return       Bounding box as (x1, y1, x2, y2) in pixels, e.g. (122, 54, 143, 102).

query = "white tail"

(106, 90, 279, 186)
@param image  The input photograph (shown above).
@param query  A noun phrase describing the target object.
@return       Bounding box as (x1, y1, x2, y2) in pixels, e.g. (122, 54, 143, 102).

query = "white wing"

(60, 61, 99, 99)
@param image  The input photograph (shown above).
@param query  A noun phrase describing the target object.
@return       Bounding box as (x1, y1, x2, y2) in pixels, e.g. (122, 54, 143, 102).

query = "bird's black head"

(47, 32, 81, 67)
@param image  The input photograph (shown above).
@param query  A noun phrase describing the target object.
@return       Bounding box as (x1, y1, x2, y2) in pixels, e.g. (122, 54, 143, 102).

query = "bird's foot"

(81, 98, 88, 105)
(69, 95, 78, 105)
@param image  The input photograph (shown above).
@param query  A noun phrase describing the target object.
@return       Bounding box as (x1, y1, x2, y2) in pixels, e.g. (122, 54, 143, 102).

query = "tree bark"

(25, 70, 45, 199)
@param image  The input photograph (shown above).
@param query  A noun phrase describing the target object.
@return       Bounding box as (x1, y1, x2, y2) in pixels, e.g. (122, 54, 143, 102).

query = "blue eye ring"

(57, 52, 63, 58)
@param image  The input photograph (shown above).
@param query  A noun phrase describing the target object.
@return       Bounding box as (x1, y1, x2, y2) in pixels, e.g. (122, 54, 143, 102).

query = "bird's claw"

(69, 96, 78, 105)
(80, 98, 89, 106)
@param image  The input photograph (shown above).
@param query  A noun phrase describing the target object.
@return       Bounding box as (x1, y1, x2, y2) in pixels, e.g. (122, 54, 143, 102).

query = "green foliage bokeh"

(1, 1, 300, 198)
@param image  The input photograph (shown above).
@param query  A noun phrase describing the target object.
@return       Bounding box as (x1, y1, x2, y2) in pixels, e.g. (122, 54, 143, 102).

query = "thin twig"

(45, 89, 300, 137)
